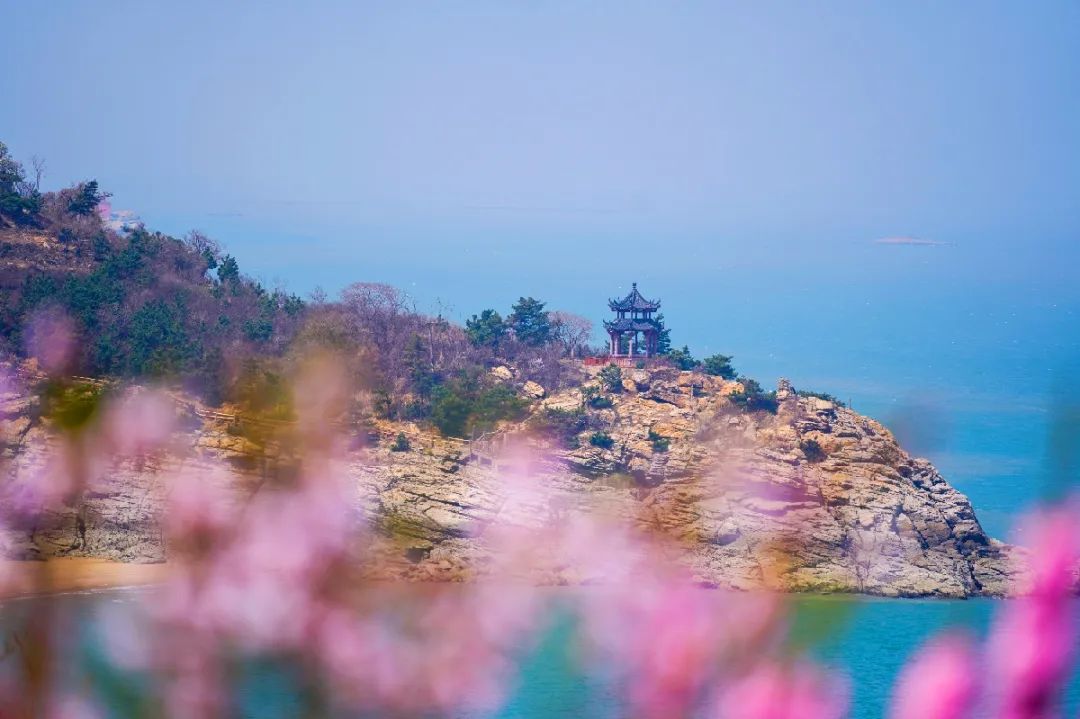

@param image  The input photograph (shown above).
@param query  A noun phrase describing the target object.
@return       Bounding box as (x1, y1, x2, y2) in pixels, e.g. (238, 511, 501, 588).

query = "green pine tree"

(507, 297, 551, 346)
(654, 313, 672, 355)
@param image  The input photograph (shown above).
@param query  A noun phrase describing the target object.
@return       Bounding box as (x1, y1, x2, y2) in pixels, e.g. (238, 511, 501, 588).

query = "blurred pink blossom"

(160, 656, 226, 719)
(584, 578, 783, 718)
(715, 659, 849, 719)
(24, 310, 76, 375)
(548, 512, 784, 718)
(3, 384, 175, 519)
(100, 388, 176, 457)
(162, 465, 237, 545)
(988, 502, 1079, 719)
(315, 580, 540, 714)
(179, 477, 352, 650)
(0, 677, 19, 719)
(3, 437, 110, 517)
(889, 634, 979, 719)
(35, 376, 1080, 719)
(45, 694, 104, 719)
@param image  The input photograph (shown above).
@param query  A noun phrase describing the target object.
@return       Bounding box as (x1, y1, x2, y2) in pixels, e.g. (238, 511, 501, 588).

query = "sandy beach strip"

(1, 557, 169, 599)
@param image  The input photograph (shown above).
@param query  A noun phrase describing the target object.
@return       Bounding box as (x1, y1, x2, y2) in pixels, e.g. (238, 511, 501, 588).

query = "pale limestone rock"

(541, 392, 582, 412)
(521, 380, 545, 399)
(490, 366, 514, 382)
(0, 365, 1029, 597)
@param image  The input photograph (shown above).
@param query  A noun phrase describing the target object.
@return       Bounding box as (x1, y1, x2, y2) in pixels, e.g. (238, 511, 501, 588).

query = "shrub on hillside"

(668, 345, 698, 371)
(530, 407, 589, 448)
(10, 227, 305, 396)
(431, 384, 472, 438)
(648, 428, 670, 453)
(702, 353, 736, 379)
(66, 180, 105, 216)
(800, 438, 826, 463)
(598, 364, 623, 392)
(465, 309, 506, 348)
(588, 394, 614, 409)
(728, 377, 779, 414)
(653, 313, 672, 355)
(507, 297, 552, 346)
(0, 142, 41, 225)
(797, 389, 846, 407)
(589, 431, 615, 449)
(430, 374, 529, 438)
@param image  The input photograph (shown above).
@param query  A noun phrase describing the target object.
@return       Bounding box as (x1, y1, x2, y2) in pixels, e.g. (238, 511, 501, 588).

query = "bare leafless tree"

(28, 155, 46, 192)
(186, 230, 220, 266)
(340, 282, 420, 387)
(549, 311, 593, 359)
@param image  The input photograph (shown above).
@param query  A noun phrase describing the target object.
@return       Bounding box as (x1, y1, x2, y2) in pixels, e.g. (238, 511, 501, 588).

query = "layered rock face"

(0, 366, 1018, 597)
(0, 384, 165, 562)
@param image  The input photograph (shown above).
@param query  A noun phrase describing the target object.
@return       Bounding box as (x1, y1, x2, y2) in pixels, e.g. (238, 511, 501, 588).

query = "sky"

(1, 2, 1077, 356)
(3, 2, 1078, 302)
(3, 1, 1080, 527)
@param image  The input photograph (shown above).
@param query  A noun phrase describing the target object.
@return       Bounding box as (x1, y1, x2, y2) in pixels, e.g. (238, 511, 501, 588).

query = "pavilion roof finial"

(607, 282, 660, 312)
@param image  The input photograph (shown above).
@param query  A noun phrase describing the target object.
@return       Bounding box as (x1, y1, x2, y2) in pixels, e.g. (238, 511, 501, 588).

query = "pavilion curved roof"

(603, 318, 659, 332)
(608, 282, 661, 312)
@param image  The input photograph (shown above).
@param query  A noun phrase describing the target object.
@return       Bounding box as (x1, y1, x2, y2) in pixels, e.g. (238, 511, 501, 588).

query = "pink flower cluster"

(988, 504, 1079, 719)
(890, 634, 979, 719)
(128, 455, 548, 717)
(717, 659, 849, 719)
(131, 464, 359, 717)
(315, 581, 541, 713)
(7, 386, 178, 518)
(2, 352, 1077, 719)
(562, 525, 846, 719)
(481, 477, 846, 719)
(889, 502, 1080, 719)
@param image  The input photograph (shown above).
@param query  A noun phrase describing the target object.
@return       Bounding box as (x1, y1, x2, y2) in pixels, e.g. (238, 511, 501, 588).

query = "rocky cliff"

(0, 365, 1018, 597)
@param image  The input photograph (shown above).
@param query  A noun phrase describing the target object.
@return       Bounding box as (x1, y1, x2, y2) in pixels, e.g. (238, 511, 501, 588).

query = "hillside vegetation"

(1, 140, 811, 439)
(0, 141, 609, 437)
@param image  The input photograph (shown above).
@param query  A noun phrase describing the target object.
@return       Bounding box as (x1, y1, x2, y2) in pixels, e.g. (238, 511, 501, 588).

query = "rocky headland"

(0, 362, 1021, 598)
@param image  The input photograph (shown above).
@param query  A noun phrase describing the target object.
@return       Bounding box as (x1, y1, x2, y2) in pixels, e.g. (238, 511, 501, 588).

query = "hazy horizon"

(5, 3, 1078, 303)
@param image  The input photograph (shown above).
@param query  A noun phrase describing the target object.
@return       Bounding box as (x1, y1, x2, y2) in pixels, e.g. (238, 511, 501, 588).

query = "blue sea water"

(493, 595, 1080, 719)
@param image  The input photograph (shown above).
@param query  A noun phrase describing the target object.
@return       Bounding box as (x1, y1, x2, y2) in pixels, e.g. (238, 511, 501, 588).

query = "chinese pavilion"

(603, 282, 661, 357)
